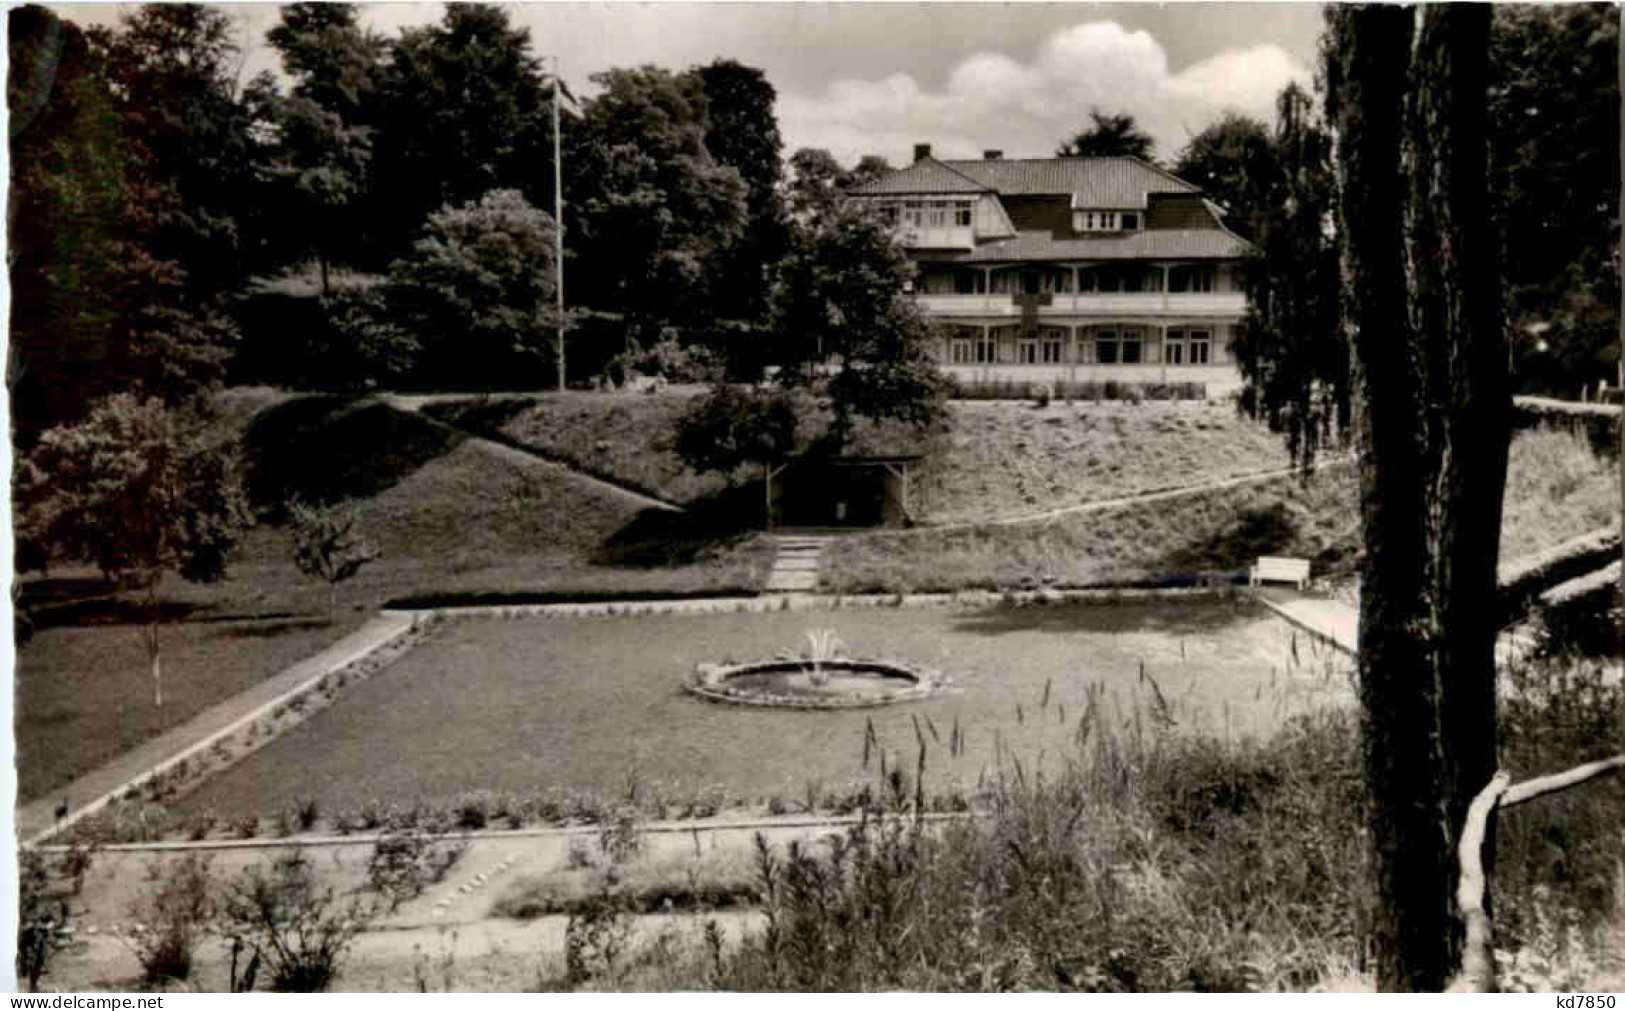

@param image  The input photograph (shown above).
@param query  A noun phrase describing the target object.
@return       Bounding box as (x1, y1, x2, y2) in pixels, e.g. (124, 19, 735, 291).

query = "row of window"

(946, 327, 1215, 366)
(1073, 210, 1141, 232)
(918, 265, 1218, 296)
(875, 200, 974, 229)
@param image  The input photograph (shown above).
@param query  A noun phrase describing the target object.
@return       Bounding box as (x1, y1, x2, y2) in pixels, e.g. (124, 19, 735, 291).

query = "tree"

(21, 395, 251, 707)
(1324, 4, 1508, 989)
(386, 189, 558, 388)
(568, 65, 747, 344)
(1488, 4, 1620, 396)
(674, 384, 800, 483)
(371, 5, 552, 260)
(1233, 83, 1345, 468)
(94, 4, 262, 299)
(786, 147, 850, 222)
(691, 59, 787, 322)
(288, 498, 380, 622)
(848, 154, 895, 189)
(769, 202, 947, 444)
(261, 3, 385, 290)
(1057, 109, 1156, 161)
(8, 5, 132, 441)
(1172, 112, 1276, 233)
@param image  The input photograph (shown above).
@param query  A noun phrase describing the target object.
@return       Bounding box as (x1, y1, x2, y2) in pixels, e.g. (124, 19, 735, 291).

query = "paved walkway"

(1253, 585, 1540, 667)
(764, 534, 830, 593)
(16, 613, 417, 843)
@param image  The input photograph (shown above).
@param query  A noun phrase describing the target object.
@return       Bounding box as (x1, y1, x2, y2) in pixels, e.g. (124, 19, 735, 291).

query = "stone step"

(766, 572, 820, 592)
(773, 558, 821, 571)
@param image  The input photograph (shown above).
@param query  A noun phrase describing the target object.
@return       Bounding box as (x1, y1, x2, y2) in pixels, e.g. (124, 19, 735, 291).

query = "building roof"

(921, 228, 1252, 263)
(850, 155, 1197, 207)
(848, 158, 991, 195)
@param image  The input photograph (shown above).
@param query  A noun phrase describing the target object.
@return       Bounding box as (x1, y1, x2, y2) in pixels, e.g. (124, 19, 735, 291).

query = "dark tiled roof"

(851, 156, 1197, 207)
(922, 228, 1252, 263)
(847, 158, 990, 195)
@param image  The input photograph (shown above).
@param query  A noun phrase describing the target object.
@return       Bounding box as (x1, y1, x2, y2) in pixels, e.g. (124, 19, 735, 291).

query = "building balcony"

(915, 291, 1246, 318)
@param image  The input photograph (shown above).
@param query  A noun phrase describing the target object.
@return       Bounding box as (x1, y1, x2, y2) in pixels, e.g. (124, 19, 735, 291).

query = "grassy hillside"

(823, 423, 1620, 594)
(426, 391, 1300, 521)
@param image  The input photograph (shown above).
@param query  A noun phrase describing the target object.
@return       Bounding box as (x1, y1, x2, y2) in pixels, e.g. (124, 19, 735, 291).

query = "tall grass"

(568, 648, 1624, 992)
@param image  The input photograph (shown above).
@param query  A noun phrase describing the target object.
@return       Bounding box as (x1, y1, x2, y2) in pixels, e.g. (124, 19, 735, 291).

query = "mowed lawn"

(15, 395, 772, 802)
(172, 599, 1351, 820)
(424, 392, 1297, 520)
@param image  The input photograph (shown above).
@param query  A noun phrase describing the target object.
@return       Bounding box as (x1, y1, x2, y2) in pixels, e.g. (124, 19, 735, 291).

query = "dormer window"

(1073, 210, 1141, 233)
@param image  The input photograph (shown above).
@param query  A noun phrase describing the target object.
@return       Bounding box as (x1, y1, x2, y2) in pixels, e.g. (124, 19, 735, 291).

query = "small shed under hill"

(764, 454, 922, 529)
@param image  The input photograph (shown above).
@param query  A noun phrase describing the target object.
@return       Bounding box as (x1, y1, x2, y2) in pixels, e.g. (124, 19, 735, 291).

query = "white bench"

(1249, 555, 1311, 590)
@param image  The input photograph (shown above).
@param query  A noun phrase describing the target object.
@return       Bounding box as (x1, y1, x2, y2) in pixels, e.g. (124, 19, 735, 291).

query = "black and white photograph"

(6, 0, 1622, 994)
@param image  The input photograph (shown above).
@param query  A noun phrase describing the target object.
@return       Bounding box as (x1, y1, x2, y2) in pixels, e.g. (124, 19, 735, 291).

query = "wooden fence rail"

(1450, 754, 1625, 992)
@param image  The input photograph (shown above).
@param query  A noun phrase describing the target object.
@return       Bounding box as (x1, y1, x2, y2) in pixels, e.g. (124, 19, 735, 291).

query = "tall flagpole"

(553, 54, 566, 392)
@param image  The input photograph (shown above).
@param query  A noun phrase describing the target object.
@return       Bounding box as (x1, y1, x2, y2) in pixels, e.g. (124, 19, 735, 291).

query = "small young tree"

(288, 498, 380, 622)
(21, 395, 251, 707)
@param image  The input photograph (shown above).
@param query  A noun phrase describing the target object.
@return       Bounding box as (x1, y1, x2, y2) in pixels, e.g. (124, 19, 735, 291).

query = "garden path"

(1254, 585, 1539, 667)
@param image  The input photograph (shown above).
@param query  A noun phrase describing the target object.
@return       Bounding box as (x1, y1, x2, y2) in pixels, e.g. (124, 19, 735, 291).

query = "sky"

(49, 2, 1326, 166)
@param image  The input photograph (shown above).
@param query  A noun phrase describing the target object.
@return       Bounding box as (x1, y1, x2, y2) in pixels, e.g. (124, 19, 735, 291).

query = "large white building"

(849, 145, 1254, 392)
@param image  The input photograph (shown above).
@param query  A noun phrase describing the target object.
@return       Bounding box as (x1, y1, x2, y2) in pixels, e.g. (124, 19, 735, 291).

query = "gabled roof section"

(847, 157, 989, 195)
(944, 156, 1198, 206)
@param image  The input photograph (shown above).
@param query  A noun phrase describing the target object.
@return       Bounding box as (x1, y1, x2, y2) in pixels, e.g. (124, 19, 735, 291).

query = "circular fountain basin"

(686, 657, 951, 709)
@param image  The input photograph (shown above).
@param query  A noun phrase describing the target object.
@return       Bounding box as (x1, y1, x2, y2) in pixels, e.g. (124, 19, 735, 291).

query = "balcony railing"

(914, 292, 1246, 317)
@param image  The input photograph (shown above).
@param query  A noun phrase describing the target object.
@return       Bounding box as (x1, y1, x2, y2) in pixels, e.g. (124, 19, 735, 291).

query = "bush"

(312, 287, 418, 391)
(127, 855, 214, 984)
(16, 849, 72, 992)
(220, 850, 375, 992)
(366, 828, 468, 911)
(945, 377, 1206, 402)
(611, 336, 722, 385)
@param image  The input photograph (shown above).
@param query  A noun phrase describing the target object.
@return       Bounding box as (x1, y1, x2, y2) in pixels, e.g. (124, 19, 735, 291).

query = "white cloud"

(776, 20, 1311, 166)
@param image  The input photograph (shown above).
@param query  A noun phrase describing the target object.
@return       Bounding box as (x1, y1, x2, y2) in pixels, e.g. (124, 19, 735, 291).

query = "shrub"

(58, 842, 96, 895)
(16, 849, 72, 992)
(220, 850, 375, 992)
(562, 886, 633, 988)
(127, 854, 214, 984)
(366, 828, 468, 911)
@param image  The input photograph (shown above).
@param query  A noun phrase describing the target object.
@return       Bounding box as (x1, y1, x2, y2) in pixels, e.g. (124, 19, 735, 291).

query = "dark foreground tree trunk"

(1328, 4, 1507, 990)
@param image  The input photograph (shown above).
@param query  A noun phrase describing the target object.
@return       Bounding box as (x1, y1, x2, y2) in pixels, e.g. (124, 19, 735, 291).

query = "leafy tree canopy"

(769, 202, 946, 444)
(372, 5, 553, 257)
(386, 189, 558, 389)
(569, 65, 747, 338)
(1489, 2, 1620, 396)
(1057, 109, 1156, 161)
(1172, 112, 1276, 235)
